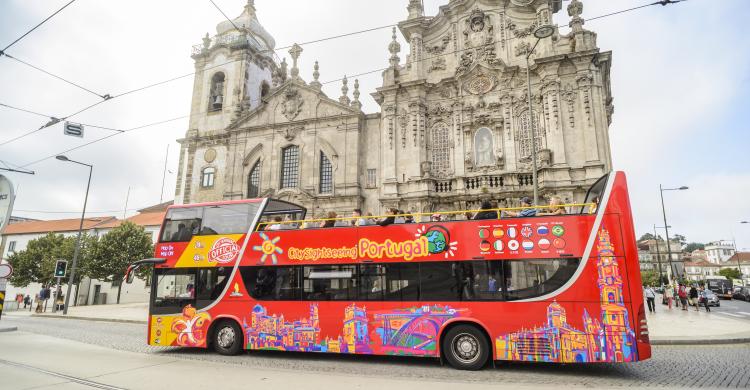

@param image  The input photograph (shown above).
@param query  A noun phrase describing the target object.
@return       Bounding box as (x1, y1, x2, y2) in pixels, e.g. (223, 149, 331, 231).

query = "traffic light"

(54, 260, 68, 278)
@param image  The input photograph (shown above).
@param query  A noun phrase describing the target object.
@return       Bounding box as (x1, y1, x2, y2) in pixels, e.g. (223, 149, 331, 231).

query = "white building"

(175, 0, 615, 216)
(721, 252, 750, 286)
(637, 239, 683, 279)
(705, 240, 736, 264)
(0, 202, 169, 306)
(683, 260, 721, 282)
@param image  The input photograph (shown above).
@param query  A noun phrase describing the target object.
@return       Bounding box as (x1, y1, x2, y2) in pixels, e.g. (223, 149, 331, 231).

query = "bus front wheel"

(213, 320, 243, 356)
(442, 324, 490, 370)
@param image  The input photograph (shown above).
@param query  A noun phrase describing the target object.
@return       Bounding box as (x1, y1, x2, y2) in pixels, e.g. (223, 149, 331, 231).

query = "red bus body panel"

(148, 171, 651, 363)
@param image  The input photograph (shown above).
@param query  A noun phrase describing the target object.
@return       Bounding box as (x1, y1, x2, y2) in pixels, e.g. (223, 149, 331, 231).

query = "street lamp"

(653, 224, 671, 285)
(56, 155, 93, 315)
(738, 221, 749, 286)
(526, 24, 555, 206)
(659, 184, 688, 282)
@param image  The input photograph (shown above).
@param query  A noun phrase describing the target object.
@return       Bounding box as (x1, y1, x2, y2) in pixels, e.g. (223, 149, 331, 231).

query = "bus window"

(580, 173, 609, 214)
(420, 262, 459, 301)
(460, 261, 503, 301)
(241, 266, 301, 301)
(359, 264, 385, 301)
(384, 263, 420, 301)
(152, 268, 196, 314)
(195, 267, 230, 308)
(502, 259, 580, 301)
(201, 203, 258, 236)
(303, 265, 357, 301)
(160, 208, 203, 242)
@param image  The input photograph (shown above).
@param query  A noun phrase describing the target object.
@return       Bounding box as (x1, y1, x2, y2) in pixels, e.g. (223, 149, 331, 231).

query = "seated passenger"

(589, 196, 600, 214)
(353, 209, 370, 226)
(267, 216, 283, 231)
(378, 208, 396, 226)
(503, 197, 538, 218)
(394, 210, 406, 224)
(538, 196, 567, 216)
(474, 201, 499, 220)
(322, 211, 338, 228)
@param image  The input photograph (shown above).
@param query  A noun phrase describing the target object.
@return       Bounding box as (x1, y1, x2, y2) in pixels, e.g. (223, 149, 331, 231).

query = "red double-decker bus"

(126, 171, 650, 370)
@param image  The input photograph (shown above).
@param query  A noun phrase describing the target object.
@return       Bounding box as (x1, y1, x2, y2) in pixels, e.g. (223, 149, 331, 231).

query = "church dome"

(216, 0, 276, 51)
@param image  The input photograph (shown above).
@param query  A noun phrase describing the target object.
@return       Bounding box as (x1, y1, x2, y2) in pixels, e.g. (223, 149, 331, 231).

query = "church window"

(517, 111, 544, 159)
(260, 81, 270, 100)
(280, 145, 299, 189)
(209, 72, 226, 111)
(247, 160, 261, 198)
(430, 122, 451, 176)
(366, 169, 377, 188)
(319, 152, 333, 194)
(473, 127, 494, 167)
(201, 167, 216, 188)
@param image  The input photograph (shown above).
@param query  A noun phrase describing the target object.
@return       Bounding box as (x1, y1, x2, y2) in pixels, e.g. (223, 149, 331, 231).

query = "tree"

(640, 270, 659, 287)
(638, 233, 656, 242)
(684, 242, 705, 253)
(6, 232, 98, 287)
(718, 268, 741, 280)
(673, 234, 687, 247)
(90, 222, 153, 303)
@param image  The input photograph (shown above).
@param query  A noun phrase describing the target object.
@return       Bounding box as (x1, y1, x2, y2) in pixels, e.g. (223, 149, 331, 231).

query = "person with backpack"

(678, 283, 688, 311)
(644, 285, 656, 313)
(689, 285, 699, 311)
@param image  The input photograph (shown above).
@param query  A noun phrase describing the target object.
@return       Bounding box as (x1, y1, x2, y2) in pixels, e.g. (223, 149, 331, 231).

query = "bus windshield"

(160, 202, 260, 242)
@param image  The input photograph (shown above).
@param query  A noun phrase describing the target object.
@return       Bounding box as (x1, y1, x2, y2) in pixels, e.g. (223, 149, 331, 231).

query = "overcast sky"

(1, 0, 749, 250)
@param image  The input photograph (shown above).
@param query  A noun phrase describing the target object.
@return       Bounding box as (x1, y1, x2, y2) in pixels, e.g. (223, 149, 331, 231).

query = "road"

(1, 315, 749, 388)
(712, 297, 750, 322)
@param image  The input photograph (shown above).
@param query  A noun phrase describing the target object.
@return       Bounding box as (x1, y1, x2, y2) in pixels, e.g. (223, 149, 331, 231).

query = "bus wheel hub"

(218, 327, 235, 348)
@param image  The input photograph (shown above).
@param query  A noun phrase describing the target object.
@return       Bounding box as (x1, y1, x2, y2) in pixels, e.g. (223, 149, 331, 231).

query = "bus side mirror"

(125, 264, 137, 284)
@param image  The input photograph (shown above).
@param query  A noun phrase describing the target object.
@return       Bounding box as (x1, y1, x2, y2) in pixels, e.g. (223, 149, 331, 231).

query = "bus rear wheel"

(213, 320, 243, 356)
(442, 325, 490, 370)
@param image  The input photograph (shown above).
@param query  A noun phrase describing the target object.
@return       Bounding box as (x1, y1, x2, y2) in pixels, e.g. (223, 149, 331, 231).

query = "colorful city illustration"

(495, 227, 638, 363)
(243, 303, 462, 356)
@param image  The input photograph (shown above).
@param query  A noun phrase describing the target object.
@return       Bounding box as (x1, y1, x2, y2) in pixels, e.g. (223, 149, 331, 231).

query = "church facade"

(174, 0, 613, 217)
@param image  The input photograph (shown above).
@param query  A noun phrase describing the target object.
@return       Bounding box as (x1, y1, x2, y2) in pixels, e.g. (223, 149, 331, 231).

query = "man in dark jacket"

(474, 201, 498, 220)
(378, 208, 397, 226)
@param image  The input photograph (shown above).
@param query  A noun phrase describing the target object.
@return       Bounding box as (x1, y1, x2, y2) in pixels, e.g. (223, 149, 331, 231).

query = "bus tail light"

(637, 304, 649, 343)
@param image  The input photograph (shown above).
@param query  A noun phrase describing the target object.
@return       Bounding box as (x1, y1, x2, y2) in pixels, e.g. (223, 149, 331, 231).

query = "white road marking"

(737, 312, 750, 316)
(716, 312, 745, 318)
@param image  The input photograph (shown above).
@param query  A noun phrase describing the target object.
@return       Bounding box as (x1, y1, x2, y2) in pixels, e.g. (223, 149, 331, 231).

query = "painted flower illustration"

(171, 304, 211, 347)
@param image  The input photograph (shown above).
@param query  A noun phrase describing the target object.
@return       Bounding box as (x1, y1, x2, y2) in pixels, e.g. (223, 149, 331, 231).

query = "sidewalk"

(4, 302, 148, 324)
(645, 297, 750, 345)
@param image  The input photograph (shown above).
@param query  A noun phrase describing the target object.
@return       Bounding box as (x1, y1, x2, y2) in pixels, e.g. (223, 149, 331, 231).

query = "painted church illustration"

(496, 227, 638, 363)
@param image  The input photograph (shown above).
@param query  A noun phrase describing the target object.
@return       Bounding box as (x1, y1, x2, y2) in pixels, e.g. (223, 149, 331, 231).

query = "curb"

(651, 337, 750, 346)
(0, 327, 18, 332)
(31, 314, 146, 325)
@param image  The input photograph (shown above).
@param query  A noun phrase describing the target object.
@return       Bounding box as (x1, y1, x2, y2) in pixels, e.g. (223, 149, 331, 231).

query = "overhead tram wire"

(0, 0, 78, 54)
(11, 0, 687, 165)
(0, 22, 397, 149)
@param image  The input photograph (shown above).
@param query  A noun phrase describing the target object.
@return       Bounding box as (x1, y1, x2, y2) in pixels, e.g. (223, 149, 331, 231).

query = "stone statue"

(474, 128, 494, 167)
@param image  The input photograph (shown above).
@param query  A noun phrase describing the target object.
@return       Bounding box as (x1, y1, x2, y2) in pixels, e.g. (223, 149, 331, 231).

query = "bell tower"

(187, 0, 278, 134)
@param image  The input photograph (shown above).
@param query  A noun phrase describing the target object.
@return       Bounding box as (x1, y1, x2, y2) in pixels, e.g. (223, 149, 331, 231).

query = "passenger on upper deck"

(267, 216, 283, 231)
(503, 197, 538, 218)
(321, 212, 337, 228)
(352, 209, 370, 226)
(378, 208, 397, 226)
(474, 201, 499, 220)
(538, 196, 567, 216)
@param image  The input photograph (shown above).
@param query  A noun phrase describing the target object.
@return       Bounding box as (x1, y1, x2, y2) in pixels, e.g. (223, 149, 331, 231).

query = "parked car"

(690, 290, 721, 307)
(732, 287, 750, 302)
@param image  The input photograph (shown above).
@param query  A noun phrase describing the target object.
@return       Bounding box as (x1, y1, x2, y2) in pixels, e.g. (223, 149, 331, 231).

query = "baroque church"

(174, 0, 613, 216)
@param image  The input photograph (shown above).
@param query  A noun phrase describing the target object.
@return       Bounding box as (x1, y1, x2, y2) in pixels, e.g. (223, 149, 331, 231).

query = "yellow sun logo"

(252, 232, 283, 264)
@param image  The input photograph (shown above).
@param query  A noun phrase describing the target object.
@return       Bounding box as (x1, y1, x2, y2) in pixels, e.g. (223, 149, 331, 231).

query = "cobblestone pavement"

(2, 315, 749, 388)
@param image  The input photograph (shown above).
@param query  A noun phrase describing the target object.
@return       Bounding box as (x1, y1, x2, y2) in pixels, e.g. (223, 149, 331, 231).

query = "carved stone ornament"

(469, 8, 486, 32)
(425, 35, 451, 55)
(203, 148, 217, 163)
(281, 87, 304, 121)
(511, 0, 534, 6)
(466, 74, 497, 95)
(283, 125, 304, 141)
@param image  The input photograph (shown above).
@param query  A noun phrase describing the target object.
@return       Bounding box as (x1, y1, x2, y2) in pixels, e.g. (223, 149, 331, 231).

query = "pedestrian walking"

(678, 284, 688, 311)
(689, 285, 699, 311)
(664, 284, 674, 309)
(23, 294, 30, 309)
(644, 285, 656, 313)
(699, 287, 711, 312)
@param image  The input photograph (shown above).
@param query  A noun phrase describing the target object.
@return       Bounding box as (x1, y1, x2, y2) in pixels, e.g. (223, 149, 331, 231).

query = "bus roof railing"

(255, 202, 597, 230)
